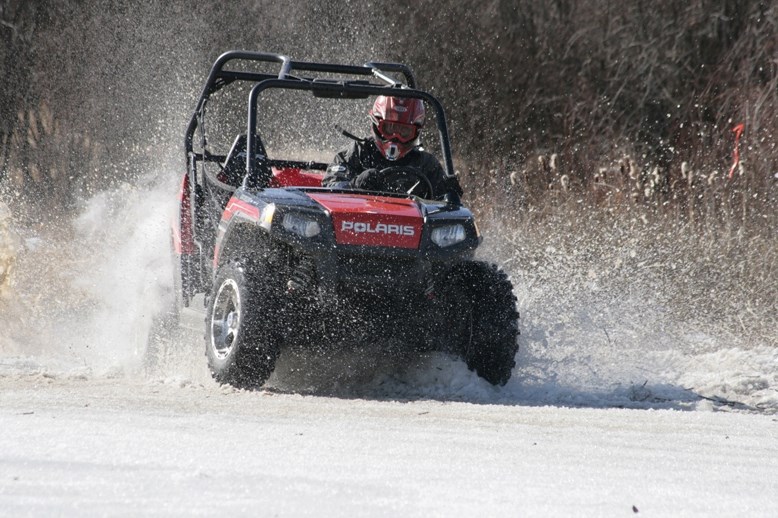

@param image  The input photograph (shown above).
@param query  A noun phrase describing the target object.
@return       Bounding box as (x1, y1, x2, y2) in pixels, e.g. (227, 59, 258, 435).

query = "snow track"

(1, 374, 777, 516)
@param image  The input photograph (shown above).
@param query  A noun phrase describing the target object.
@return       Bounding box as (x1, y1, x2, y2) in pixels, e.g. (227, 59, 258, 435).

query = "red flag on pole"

(728, 123, 745, 179)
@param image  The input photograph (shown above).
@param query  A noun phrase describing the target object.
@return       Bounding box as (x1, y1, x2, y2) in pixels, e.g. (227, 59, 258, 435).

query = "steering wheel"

(371, 166, 435, 199)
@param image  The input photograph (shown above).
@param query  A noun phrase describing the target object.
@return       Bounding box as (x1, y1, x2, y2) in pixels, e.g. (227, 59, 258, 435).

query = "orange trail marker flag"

(728, 123, 745, 179)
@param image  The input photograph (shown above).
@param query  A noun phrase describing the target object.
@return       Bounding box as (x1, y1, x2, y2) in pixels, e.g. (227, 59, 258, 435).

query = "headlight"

(259, 203, 275, 231)
(431, 224, 466, 247)
(282, 213, 321, 238)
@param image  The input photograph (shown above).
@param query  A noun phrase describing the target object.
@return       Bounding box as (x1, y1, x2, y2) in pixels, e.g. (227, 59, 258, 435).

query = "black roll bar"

(245, 79, 455, 185)
(363, 62, 417, 87)
(185, 52, 420, 157)
(185, 51, 454, 192)
(184, 51, 291, 156)
(184, 51, 417, 156)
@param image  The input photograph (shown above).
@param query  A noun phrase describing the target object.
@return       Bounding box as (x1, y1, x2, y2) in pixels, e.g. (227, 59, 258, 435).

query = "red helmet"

(369, 96, 425, 161)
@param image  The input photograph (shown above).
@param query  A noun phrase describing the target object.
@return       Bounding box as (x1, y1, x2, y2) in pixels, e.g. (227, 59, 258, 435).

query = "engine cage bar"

(184, 51, 418, 158)
(245, 79, 455, 183)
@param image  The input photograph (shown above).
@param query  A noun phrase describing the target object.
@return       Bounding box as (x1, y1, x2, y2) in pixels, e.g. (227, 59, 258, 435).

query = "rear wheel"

(439, 261, 519, 385)
(206, 261, 281, 388)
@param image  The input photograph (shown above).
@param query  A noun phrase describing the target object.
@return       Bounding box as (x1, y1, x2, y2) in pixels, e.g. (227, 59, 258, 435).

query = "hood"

(307, 192, 422, 249)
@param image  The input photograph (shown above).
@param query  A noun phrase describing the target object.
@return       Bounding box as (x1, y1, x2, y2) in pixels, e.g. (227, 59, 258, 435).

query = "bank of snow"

(1, 376, 777, 517)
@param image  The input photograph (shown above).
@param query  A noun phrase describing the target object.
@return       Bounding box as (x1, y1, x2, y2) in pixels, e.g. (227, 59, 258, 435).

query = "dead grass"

(475, 176, 777, 349)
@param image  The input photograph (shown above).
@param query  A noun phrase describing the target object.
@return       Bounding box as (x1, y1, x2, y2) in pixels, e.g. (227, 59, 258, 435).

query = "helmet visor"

(377, 120, 419, 143)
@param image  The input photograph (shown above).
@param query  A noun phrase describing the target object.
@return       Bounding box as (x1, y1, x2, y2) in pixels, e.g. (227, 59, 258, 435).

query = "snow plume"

(482, 212, 778, 414)
(0, 201, 19, 301)
(246, 206, 774, 414)
(0, 174, 178, 377)
(2, 178, 775, 414)
(68, 177, 177, 370)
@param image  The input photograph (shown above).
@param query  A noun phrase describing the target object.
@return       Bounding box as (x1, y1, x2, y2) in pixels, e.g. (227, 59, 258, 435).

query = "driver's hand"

(351, 168, 379, 190)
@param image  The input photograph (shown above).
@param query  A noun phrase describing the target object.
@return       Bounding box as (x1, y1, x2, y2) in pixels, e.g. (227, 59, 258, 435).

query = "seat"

(220, 134, 273, 189)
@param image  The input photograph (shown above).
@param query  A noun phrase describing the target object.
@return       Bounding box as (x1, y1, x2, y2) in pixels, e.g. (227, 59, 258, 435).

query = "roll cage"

(183, 51, 456, 191)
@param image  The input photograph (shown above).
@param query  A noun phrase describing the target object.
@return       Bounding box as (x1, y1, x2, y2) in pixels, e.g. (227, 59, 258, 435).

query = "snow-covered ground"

(1, 178, 777, 516)
(1, 372, 777, 517)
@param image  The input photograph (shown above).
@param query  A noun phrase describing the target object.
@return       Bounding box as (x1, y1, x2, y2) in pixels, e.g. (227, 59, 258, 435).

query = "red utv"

(171, 51, 519, 388)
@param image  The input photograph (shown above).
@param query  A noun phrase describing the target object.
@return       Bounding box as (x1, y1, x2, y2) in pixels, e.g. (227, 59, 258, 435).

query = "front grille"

(337, 254, 420, 283)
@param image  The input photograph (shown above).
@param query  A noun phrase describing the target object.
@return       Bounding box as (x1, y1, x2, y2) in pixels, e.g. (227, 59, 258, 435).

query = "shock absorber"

(287, 254, 316, 293)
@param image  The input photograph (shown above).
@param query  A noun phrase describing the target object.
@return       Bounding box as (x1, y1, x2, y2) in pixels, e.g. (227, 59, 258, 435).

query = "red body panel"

(213, 197, 261, 268)
(223, 197, 260, 222)
(173, 173, 194, 255)
(308, 193, 423, 249)
(269, 167, 325, 187)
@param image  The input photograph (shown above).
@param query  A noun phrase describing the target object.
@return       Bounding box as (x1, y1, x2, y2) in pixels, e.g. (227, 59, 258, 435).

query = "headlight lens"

(431, 224, 466, 247)
(282, 213, 321, 238)
(259, 203, 275, 230)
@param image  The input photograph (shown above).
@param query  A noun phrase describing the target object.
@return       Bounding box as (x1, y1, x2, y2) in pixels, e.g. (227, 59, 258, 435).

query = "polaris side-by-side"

(171, 51, 519, 388)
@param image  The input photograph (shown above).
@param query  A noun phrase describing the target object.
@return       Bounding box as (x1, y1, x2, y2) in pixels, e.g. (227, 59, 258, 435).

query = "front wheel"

(206, 261, 281, 388)
(439, 261, 520, 385)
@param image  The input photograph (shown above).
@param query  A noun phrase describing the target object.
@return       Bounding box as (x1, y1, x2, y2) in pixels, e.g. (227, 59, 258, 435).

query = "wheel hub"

(210, 279, 241, 360)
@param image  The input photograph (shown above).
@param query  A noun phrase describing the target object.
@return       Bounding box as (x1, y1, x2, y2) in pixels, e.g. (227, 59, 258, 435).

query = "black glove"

(351, 168, 379, 190)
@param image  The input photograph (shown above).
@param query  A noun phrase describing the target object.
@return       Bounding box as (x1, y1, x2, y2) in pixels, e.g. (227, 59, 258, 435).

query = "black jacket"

(322, 138, 463, 198)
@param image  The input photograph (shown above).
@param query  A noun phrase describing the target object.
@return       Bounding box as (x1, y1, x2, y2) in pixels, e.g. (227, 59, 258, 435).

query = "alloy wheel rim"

(210, 279, 241, 360)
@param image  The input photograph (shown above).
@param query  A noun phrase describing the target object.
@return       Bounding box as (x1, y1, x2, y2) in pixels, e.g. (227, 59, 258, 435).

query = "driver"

(322, 95, 463, 199)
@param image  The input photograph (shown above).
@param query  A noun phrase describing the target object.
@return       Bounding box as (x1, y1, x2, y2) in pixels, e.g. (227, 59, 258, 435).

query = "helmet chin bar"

(384, 143, 400, 161)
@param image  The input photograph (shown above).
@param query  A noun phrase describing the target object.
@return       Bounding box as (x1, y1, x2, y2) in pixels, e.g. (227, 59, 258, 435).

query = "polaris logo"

(341, 220, 415, 236)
